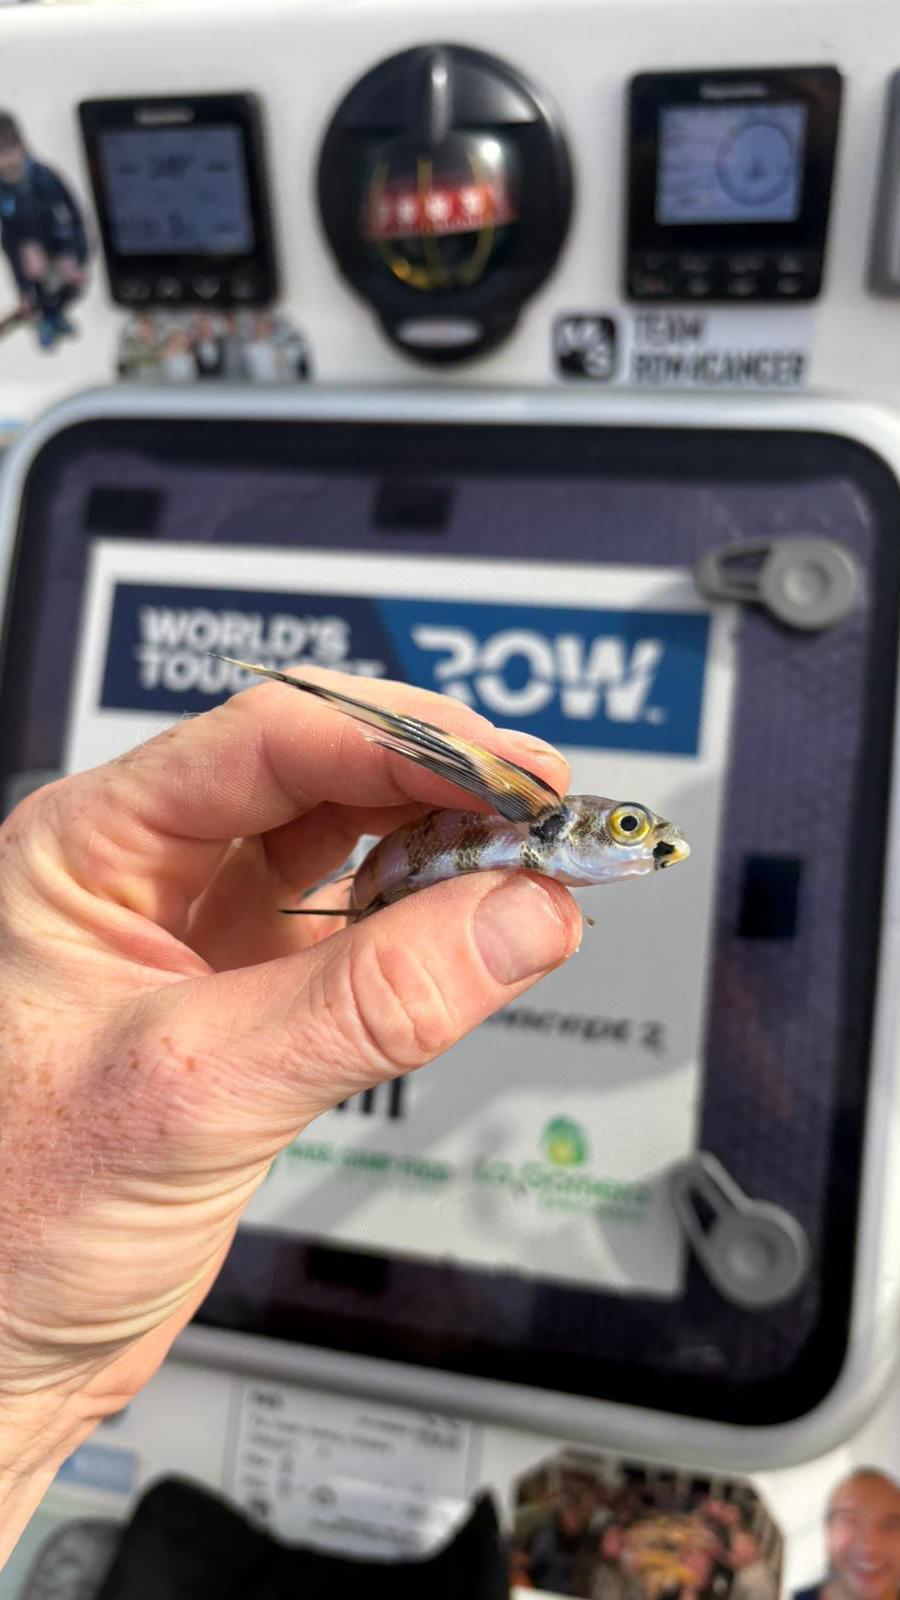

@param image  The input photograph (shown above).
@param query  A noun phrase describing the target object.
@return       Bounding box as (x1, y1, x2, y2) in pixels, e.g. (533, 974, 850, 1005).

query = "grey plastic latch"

(695, 539, 860, 630)
(669, 1152, 810, 1310)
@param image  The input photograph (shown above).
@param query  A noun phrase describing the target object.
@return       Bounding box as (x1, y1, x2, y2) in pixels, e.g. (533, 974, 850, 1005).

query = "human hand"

(0, 670, 578, 1557)
(17, 242, 49, 283)
(56, 256, 86, 289)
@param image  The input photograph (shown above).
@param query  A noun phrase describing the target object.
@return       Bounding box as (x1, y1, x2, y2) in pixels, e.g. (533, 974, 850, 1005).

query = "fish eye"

(609, 805, 651, 845)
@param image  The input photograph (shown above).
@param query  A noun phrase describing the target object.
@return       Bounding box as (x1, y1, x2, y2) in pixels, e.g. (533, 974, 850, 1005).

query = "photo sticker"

(0, 107, 91, 353)
(511, 1451, 782, 1600)
(117, 308, 310, 384)
(792, 1467, 900, 1600)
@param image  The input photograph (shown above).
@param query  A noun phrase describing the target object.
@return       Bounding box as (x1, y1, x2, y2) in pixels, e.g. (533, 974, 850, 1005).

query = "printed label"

(231, 1381, 471, 1555)
(99, 585, 709, 755)
(554, 307, 813, 391)
(627, 307, 811, 389)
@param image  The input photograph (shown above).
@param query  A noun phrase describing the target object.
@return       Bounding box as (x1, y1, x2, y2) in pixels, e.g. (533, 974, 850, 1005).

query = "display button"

(230, 272, 259, 300)
(156, 276, 183, 301)
(776, 252, 806, 275)
(191, 276, 221, 300)
(679, 254, 710, 274)
(775, 275, 803, 296)
(630, 268, 674, 297)
(685, 276, 712, 297)
(119, 278, 151, 303)
(728, 252, 766, 274)
(726, 275, 758, 297)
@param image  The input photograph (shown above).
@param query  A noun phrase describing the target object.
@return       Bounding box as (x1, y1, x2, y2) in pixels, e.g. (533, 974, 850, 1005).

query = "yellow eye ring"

(609, 804, 651, 845)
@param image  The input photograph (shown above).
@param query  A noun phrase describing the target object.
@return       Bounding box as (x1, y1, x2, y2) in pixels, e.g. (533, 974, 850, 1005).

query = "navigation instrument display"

(97, 125, 254, 257)
(627, 66, 842, 303)
(657, 103, 807, 225)
(80, 93, 277, 308)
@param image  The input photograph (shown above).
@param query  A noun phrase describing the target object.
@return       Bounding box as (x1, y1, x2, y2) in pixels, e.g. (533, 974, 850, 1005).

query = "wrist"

(0, 1380, 97, 1477)
(0, 1456, 58, 1570)
(0, 1389, 97, 1570)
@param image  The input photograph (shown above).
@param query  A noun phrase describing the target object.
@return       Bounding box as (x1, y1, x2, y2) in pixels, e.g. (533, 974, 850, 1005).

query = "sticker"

(554, 308, 813, 391)
(66, 544, 736, 1300)
(554, 315, 619, 381)
(790, 1466, 900, 1600)
(99, 585, 387, 712)
(97, 580, 711, 755)
(55, 1442, 139, 1496)
(0, 106, 92, 354)
(511, 1449, 783, 1599)
(231, 1381, 472, 1555)
(116, 308, 310, 384)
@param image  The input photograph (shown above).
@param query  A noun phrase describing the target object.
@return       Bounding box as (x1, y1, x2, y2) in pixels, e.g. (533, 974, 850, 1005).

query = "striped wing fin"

(213, 655, 563, 824)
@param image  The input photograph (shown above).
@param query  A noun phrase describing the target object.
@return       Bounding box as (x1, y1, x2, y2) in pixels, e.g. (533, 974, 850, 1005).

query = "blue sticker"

(56, 1443, 138, 1495)
(100, 583, 402, 714)
(377, 597, 709, 755)
(99, 583, 710, 755)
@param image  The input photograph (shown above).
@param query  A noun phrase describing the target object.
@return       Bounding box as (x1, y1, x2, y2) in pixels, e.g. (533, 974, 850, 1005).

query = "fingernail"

(499, 728, 569, 767)
(474, 875, 576, 986)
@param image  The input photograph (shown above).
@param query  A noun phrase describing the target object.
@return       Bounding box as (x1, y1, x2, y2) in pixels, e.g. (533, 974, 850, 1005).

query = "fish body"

(351, 808, 524, 915)
(211, 654, 691, 920)
(350, 797, 686, 919)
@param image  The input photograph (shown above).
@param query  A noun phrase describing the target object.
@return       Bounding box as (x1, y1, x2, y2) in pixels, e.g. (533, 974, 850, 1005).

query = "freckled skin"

(349, 796, 689, 917)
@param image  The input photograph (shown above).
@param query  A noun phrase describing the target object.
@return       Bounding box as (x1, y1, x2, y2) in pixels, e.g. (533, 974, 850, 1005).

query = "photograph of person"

(512, 1453, 782, 1600)
(0, 108, 90, 351)
(793, 1469, 900, 1600)
(116, 308, 310, 384)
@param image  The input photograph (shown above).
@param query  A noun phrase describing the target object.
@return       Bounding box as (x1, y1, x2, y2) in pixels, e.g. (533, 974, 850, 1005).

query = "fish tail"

(280, 887, 406, 923)
(298, 870, 355, 904)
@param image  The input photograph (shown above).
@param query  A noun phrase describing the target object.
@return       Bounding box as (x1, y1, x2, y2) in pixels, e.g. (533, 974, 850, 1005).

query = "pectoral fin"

(213, 655, 563, 825)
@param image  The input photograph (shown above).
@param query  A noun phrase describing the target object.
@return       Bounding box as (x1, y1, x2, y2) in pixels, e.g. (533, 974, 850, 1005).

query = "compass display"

(657, 103, 807, 225)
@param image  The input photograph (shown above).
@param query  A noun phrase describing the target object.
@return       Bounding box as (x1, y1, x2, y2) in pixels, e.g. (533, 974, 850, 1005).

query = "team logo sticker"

(553, 313, 618, 382)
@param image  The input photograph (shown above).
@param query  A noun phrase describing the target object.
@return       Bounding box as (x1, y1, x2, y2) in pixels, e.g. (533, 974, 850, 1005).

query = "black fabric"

(95, 1476, 509, 1600)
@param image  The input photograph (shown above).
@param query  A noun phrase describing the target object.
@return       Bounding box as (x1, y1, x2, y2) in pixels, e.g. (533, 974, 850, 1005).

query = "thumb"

(146, 871, 581, 1159)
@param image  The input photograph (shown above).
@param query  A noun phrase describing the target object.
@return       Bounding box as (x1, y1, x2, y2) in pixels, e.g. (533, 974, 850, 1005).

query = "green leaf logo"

(541, 1117, 589, 1167)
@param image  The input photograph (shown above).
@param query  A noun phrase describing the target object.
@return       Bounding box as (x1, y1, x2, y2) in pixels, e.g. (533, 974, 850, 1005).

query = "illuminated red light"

(364, 181, 517, 239)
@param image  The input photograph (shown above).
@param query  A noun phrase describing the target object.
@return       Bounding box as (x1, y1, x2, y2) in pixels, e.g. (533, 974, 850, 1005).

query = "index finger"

(43, 669, 571, 932)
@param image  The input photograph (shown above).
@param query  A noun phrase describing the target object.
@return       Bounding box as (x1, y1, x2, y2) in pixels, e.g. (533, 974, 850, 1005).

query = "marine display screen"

(97, 124, 255, 257)
(656, 103, 807, 225)
(79, 94, 276, 307)
(627, 66, 842, 302)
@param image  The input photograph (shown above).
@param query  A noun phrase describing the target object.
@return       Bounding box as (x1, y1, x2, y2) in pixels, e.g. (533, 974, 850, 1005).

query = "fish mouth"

(653, 834, 691, 869)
